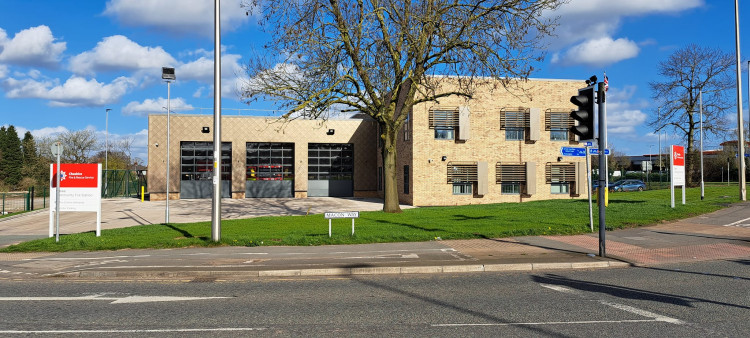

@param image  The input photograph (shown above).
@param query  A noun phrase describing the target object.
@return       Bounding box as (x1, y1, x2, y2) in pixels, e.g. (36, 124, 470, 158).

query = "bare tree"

(241, 0, 564, 212)
(37, 130, 99, 163)
(649, 44, 734, 186)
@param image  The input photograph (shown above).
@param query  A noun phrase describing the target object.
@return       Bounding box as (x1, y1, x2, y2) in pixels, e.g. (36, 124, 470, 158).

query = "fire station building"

(147, 77, 589, 206)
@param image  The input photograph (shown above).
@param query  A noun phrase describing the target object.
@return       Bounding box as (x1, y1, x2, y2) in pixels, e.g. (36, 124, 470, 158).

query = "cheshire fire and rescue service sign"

(49, 163, 102, 237)
(671, 145, 685, 186)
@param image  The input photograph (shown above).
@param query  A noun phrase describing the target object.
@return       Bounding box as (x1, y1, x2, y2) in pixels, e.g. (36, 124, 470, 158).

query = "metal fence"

(102, 169, 147, 198)
(1, 186, 47, 215)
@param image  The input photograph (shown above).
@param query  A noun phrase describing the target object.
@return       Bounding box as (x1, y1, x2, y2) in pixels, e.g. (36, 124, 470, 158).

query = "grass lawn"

(0, 185, 742, 252)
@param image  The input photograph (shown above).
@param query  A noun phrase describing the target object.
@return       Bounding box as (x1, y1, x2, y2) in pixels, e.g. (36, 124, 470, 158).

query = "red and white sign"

(671, 145, 685, 186)
(51, 163, 99, 188)
(49, 163, 102, 237)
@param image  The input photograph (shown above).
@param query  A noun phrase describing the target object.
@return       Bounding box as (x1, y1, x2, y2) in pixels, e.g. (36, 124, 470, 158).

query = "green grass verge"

(0, 210, 30, 219)
(1, 185, 742, 252)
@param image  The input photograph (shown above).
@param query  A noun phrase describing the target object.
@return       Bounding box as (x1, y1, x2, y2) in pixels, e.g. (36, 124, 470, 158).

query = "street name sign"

(589, 148, 610, 155)
(325, 211, 359, 237)
(560, 147, 586, 157)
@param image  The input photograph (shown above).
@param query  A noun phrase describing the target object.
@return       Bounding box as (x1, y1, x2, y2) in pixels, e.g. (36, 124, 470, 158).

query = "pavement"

(1, 197, 749, 281)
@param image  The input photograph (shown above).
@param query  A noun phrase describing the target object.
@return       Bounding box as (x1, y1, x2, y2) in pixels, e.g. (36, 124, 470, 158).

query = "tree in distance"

(649, 44, 734, 186)
(240, 0, 564, 212)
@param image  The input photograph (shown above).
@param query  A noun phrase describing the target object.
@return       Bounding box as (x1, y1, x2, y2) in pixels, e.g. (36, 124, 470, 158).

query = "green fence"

(1, 186, 47, 216)
(102, 169, 147, 198)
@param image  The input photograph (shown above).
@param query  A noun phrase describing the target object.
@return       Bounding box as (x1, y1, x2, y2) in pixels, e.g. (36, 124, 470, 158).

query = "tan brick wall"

(148, 115, 378, 200)
(397, 78, 590, 206)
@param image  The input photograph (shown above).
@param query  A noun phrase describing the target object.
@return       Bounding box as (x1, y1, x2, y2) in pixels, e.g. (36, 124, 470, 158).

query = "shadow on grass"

(452, 214, 496, 221)
(575, 199, 645, 204)
(373, 219, 445, 232)
(164, 223, 196, 239)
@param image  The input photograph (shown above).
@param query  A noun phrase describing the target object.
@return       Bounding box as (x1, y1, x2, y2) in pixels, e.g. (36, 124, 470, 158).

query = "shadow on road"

(350, 273, 576, 337)
(532, 273, 750, 310)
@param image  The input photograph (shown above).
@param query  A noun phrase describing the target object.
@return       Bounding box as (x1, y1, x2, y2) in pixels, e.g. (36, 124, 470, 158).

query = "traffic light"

(570, 86, 595, 140)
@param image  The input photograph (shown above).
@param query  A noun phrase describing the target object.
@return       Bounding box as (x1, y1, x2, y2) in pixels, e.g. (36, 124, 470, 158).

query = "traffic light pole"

(597, 82, 607, 257)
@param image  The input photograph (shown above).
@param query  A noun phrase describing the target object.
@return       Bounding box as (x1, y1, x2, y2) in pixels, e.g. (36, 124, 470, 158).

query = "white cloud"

(0, 64, 7, 78)
(178, 53, 245, 99)
(605, 85, 649, 135)
(552, 37, 639, 67)
(30, 126, 69, 138)
(2, 75, 135, 107)
(69, 35, 177, 75)
(548, 0, 703, 49)
(0, 25, 66, 68)
(103, 0, 249, 38)
(122, 97, 195, 116)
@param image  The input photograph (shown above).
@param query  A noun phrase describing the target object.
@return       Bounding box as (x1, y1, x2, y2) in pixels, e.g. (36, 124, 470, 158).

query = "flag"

(604, 73, 609, 92)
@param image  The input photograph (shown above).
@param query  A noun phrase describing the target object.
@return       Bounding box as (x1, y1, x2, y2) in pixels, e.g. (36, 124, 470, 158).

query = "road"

(0, 259, 747, 337)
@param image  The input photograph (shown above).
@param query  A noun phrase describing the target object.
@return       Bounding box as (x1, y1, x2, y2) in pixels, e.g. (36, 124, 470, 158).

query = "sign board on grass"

(49, 163, 102, 237)
(670, 145, 686, 208)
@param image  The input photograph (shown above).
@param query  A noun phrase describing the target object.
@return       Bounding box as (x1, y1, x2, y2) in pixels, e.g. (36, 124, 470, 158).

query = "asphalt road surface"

(0, 259, 747, 337)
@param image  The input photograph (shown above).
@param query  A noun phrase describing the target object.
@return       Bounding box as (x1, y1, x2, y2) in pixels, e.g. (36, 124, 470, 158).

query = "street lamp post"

(162, 67, 175, 224)
(699, 91, 705, 200)
(211, 0, 222, 242)
(734, 0, 746, 201)
(105, 108, 111, 197)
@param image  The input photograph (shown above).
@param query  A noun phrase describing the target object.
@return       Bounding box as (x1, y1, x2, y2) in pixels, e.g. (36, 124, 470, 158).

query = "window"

(404, 112, 410, 141)
(496, 163, 526, 195)
(546, 109, 574, 141)
(506, 127, 524, 141)
(180, 141, 231, 181)
(551, 183, 569, 194)
(546, 163, 575, 195)
(500, 108, 529, 141)
(403, 165, 409, 194)
(435, 127, 455, 140)
(550, 129, 568, 141)
(453, 183, 473, 195)
(447, 161, 477, 195)
(246, 143, 294, 181)
(501, 183, 520, 194)
(429, 109, 458, 140)
(377, 167, 383, 191)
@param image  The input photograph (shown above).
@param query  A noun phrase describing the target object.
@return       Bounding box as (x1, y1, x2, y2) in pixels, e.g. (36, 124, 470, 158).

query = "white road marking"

(599, 301, 684, 325)
(538, 283, 685, 325)
(723, 216, 750, 227)
(0, 295, 232, 304)
(0, 328, 266, 334)
(433, 319, 660, 327)
(24, 255, 150, 261)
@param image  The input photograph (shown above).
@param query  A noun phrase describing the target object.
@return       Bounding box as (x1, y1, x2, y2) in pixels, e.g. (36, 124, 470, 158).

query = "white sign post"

(49, 163, 103, 239)
(324, 212, 359, 237)
(670, 145, 686, 208)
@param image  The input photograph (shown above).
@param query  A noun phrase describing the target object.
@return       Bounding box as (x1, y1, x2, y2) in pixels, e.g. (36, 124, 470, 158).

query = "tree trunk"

(382, 124, 402, 213)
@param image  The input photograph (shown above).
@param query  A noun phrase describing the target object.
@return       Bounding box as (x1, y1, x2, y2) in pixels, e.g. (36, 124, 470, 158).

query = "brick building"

(147, 77, 589, 205)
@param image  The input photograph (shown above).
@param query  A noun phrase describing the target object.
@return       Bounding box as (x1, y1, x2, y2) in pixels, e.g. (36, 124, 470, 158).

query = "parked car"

(610, 179, 646, 192)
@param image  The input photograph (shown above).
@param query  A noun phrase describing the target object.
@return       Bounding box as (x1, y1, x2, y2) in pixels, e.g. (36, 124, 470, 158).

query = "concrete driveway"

(0, 197, 408, 248)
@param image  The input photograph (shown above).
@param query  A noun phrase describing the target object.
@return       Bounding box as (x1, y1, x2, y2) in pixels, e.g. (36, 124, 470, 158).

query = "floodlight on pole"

(162, 67, 175, 224)
(211, 0, 222, 242)
(734, 0, 746, 201)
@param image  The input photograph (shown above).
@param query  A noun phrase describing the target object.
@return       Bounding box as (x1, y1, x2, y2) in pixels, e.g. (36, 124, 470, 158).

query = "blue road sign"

(584, 141, 593, 147)
(560, 147, 587, 157)
(589, 148, 610, 155)
(734, 153, 750, 158)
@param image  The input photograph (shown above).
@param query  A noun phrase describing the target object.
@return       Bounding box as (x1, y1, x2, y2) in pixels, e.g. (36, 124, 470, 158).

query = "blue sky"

(0, 0, 747, 164)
